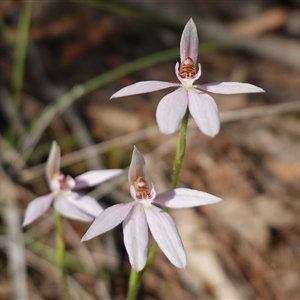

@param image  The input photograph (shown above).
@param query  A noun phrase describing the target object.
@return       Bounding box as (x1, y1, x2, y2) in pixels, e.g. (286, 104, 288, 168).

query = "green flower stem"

(127, 110, 190, 300)
(127, 269, 140, 300)
(54, 210, 69, 300)
(127, 242, 159, 300)
(170, 110, 189, 189)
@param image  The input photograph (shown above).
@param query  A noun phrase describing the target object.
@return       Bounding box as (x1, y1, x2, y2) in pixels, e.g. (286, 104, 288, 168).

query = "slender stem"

(127, 268, 139, 300)
(170, 110, 189, 189)
(54, 210, 69, 300)
(126, 110, 190, 300)
(127, 242, 159, 300)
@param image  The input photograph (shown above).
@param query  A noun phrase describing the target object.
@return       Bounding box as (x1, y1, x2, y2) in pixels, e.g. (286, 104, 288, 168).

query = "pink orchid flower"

(111, 18, 264, 137)
(81, 146, 222, 271)
(23, 141, 123, 226)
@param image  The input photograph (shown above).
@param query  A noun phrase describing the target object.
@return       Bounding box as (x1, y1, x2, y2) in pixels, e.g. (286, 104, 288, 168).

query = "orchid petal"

(188, 89, 220, 137)
(54, 193, 95, 222)
(23, 193, 54, 226)
(81, 202, 134, 241)
(123, 205, 148, 271)
(46, 141, 60, 186)
(145, 205, 186, 269)
(154, 188, 222, 208)
(64, 192, 103, 218)
(128, 146, 146, 185)
(74, 169, 123, 189)
(156, 88, 188, 134)
(198, 82, 265, 95)
(65, 175, 76, 190)
(180, 18, 199, 63)
(110, 81, 180, 99)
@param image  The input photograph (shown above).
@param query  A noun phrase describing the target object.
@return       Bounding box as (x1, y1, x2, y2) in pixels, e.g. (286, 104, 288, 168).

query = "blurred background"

(0, 0, 300, 299)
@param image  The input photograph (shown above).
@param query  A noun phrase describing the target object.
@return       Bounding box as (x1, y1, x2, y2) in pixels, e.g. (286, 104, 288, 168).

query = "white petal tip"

(80, 235, 90, 242)
(214, 197, 223, 203)
(203, 129, 220, 138)
(160, 129, 177, 135)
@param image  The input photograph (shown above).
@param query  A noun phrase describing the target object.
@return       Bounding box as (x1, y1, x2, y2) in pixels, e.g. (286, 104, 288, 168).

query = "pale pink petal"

(64, 192, 103, 218)
(110, 81, 180, 99)
(49, 179, 60, 191)
(188, 89, 220, 137)
(154, 188, 222, 208)
(81, 203, 135, 241)
(198, 82, 265, 95)
(65, 175, 76, 190)
(156, 88, 188, 135)
(123, 205, 148, 271)
(23, 193, 54, 226)
(180, 18, 199, 63)
(128, 146, 146, 186)
(46, 141, 60, 186)
(54, 193, 95, 222)
(74, 169, 123, 189)
(145, 205, 186, 269)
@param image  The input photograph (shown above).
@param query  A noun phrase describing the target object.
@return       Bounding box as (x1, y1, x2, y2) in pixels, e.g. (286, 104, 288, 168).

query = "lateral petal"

(156, 88, 188, 135)
(145, 205, 186, 269)
(188, 89, 220, 137)
(54, 193, 95, 222)
(65, 192, 103, 218)
(123, 205, 148, 271)
(74, 169, 123, 189)
(110, 81, 180, 98)
(81, 202, 134, 241)
(154, 188, 222, 208)
(198, 82, 265, 94)
(180, 18, 199, 63)
(23, 193, 54, 226)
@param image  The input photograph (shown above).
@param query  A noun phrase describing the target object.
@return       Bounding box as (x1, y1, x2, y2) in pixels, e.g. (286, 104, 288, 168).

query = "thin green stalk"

(127, 242, 159, 300)
(170, 110, 189, 189)
(54, 211, 69, 300)
(127, 110, 190, 300)
(127, 269, 139, 300)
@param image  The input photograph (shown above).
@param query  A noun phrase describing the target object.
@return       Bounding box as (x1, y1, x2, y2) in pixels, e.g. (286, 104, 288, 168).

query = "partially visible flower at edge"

(81, 146, 222, 271)
(23, 141, 123, 226)
(110, 18, 265, 137)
